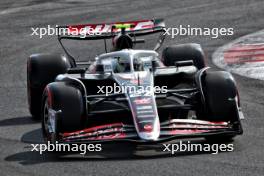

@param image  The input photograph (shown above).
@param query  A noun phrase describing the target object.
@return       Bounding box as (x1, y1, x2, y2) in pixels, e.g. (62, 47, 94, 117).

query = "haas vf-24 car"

(27, 19, 243, 143)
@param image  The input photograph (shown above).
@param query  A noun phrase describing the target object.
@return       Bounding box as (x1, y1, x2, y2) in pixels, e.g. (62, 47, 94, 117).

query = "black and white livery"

(27, 19, 243, 143)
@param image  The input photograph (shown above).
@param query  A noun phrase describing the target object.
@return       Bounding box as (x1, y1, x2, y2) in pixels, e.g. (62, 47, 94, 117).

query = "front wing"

(61, 119, 243, 144)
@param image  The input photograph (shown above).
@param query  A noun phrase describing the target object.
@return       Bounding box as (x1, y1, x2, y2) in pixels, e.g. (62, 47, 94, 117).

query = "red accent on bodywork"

(165, 120, 230, 135)
(67, 20, 154, 35)
(168, 124, 229, 129)
(63, 123, 124, 137)
(169, 129, 210, 135)
(134, 98, 151, 105)
(45, 86, 53, 107)
(77, 133, 127, 141)
(166, 119, 228, 126)
(130, 79, 143, 84)
(143, 124, 153, 132)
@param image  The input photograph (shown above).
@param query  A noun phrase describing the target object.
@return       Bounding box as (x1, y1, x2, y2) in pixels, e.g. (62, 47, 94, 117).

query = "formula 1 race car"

(27, 19, 243, 144)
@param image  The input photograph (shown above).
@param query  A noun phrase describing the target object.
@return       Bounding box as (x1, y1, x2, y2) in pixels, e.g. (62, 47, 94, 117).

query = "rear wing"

(57, 19, 166, 65)
(57, 19, 165, 40)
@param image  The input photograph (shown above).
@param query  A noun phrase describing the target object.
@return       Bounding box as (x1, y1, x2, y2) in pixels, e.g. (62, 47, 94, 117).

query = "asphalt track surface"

(0, 0, 264, 176)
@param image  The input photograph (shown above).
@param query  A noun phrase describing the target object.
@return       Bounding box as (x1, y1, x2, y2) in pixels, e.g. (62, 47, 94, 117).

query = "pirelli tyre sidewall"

(42, 82, 84, 143)
(162, 43, 206, 69)
(27, 54, 71, 119)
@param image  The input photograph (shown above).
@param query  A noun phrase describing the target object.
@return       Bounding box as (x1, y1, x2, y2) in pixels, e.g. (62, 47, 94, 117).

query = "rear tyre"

(41, 82, 84, 143)
(162, 43, 206, 69)
(27, 54, 72, 119)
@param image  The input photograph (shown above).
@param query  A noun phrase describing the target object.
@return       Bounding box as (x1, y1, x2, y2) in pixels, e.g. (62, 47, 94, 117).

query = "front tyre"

(197, 70, 242, 142)
(41, 82, 84, 144)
